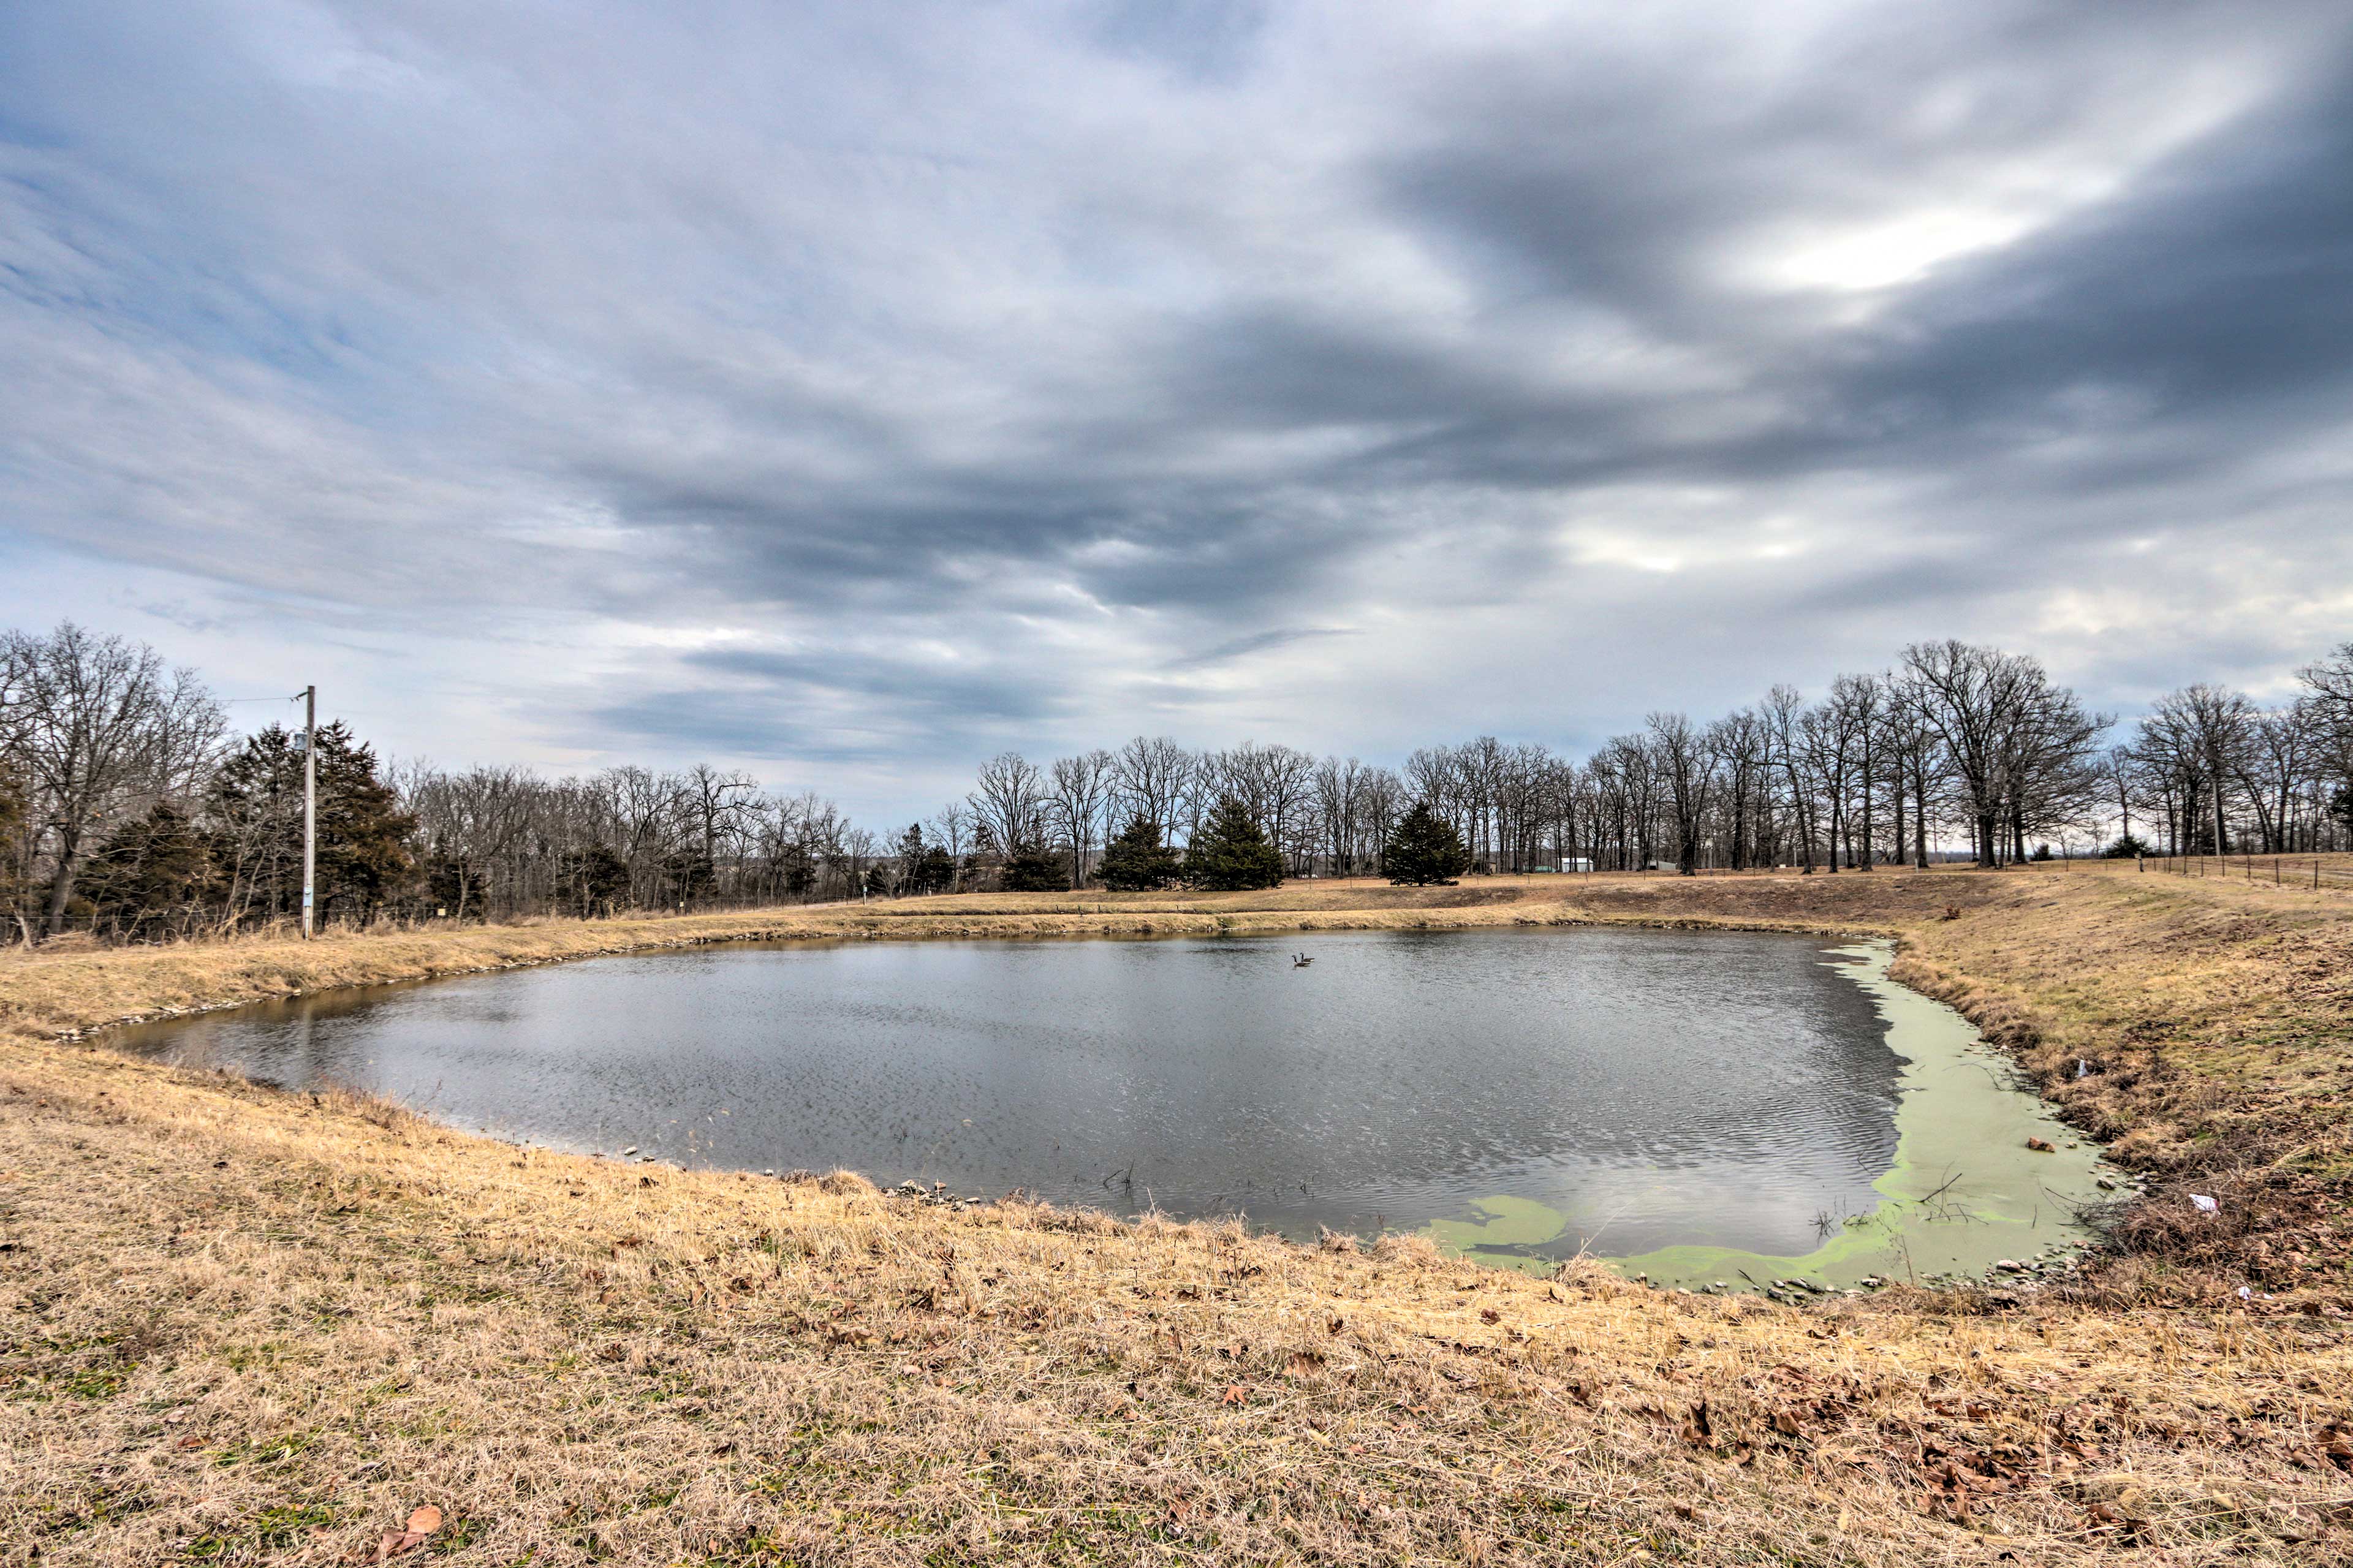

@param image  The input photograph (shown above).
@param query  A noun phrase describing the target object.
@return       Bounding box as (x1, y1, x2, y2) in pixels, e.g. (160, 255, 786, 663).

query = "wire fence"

(5, 891, 871, 948)
(2143, 852, 2353, 892)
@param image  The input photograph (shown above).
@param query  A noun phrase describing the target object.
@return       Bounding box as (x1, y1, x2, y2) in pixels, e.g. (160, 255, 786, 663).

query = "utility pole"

(301, 684, 317, 940)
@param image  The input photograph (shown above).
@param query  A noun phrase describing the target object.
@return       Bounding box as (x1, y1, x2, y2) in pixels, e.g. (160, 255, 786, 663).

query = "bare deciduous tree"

(1048, 750, 1115, 888)
(969, 752, 1047, 863)
(3, 623, 225, 933)
(1646, 712, 1719, 876)
(1111, 737, 1193, 846)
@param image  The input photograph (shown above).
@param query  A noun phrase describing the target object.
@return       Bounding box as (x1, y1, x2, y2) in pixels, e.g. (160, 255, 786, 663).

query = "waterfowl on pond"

(1293, 953, 1313, 968)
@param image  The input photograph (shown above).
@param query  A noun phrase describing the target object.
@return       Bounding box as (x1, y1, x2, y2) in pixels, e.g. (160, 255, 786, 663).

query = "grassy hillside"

(4, 863, 2351, 1563)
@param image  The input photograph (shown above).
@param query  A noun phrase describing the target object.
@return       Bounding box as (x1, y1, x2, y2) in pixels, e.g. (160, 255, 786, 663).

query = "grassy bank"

(5, 865, 2352, 1562)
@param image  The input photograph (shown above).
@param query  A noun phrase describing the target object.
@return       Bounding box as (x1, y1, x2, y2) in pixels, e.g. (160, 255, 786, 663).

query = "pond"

(112, 927, 2117, 1287)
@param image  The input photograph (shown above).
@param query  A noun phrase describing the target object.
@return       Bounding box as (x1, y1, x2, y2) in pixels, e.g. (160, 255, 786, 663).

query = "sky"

(4, 0, 2351, 826)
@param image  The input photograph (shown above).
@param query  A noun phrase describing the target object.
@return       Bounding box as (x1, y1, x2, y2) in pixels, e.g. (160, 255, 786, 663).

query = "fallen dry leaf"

(1680, 1399, 1716, 1449)
(354, 1504, 445, 1564)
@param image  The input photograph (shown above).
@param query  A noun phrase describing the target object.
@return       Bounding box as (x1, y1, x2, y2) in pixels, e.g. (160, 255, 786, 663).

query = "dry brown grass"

(1884, 860, 2353, 1309)
(4, 865, 2353, 1563)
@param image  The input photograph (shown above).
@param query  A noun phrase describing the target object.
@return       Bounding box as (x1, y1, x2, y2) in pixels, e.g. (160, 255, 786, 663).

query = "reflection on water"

(115, 928, 1908, 1257)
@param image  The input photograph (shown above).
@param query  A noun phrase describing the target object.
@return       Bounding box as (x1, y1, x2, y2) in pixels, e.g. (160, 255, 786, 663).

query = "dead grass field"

(4, 862, 2352, 1563)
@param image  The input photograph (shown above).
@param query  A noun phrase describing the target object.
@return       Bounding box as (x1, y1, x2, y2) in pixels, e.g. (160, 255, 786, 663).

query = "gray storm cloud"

(2, 0, 2349, 821)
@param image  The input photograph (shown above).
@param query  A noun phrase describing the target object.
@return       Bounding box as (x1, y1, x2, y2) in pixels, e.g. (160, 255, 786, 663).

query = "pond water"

(113, 928, 2114, 1279)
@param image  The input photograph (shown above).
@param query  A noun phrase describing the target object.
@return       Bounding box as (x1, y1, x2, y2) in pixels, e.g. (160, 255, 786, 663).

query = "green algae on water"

(1425, 941, 2121, 1292)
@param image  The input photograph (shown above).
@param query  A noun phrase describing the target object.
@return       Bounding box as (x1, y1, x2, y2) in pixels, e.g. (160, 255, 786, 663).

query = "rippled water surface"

(118, 928, 1909, 1257)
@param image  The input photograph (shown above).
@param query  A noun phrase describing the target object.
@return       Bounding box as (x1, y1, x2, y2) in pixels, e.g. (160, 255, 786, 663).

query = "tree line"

(925, 639, 2352, 890)
(6, 621, 2351, 942)
(0, 624, 874, 941)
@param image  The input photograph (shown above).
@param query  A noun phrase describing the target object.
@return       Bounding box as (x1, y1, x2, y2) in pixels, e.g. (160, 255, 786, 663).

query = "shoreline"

(99, 925, 2121, 1298)
(1588, 941, 2125, 1295)
(27, 893, 1899, 1050)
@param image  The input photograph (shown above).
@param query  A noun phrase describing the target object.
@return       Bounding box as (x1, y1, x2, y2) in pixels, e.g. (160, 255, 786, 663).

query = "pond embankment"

(4, 864, 2351, 1562)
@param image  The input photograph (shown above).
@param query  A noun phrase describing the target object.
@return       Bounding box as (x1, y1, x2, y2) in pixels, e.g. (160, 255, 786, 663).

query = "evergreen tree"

(209, 722, 417, 925)
(81, 802, 218, 939)
(1383, 801, 1469, 885)
(660, 849, 717, 907)
(1184, 795, 1284, 891)
(423, 845, 484, 918)
(776, 842, 817, 898)
(891, 824, 958, 895)
(1097, 814, 1182, 891)
(559, 843, 632, 916)
(314, 729, 416, 917)
(892, 824, 927, 893)
(999, 840, 1064, 892)
(915, 844, 956, 892)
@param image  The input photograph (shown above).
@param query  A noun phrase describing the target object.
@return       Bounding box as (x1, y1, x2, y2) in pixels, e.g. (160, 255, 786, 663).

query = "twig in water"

(1568, 1199, 1640, 1260)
